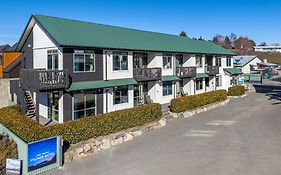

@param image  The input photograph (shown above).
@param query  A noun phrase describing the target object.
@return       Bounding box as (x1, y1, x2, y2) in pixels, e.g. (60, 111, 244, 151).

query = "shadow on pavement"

(253, 83, 281, 104)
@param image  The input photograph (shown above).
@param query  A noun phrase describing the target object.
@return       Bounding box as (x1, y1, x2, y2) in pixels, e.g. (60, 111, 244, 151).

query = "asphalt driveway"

(46, 83, 281, 175)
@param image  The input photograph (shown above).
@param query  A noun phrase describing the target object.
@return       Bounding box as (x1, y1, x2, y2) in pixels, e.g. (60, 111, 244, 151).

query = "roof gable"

(31, 14, 234, 55)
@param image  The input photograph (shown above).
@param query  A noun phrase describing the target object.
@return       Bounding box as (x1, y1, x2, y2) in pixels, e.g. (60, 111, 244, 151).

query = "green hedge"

(170, 90, 228, 113)
(0, 103, 161, 144)
(228, 85, 245, 96)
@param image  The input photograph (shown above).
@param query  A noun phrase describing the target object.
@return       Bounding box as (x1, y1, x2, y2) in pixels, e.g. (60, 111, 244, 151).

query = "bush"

(228, 85, 245, 96)
(0, 135, 18, 167)
(170, 90, 228, 113)
(0, 104, 161, 144)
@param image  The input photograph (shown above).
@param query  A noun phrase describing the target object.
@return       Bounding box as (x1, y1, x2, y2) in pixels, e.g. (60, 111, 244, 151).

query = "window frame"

(162, 81, 173, 96)
(215, 56, 222, 67)
(72, 91, 97, 120)
(47, 49, 59, 70)
(196, 78, 203, 90)
(113, 85, 129, 105)
(196, 55, 203, 67)
(216, 75, 222, 87)
(226, 57, 232, 67)
(163, 54, 173, 69)
(73, 50, 96, 73)
(112, 51, 129, 71)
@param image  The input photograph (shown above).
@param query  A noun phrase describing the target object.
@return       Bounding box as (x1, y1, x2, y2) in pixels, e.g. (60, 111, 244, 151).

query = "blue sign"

(28, 137, 57, 172)
(238, 77, 245, 85)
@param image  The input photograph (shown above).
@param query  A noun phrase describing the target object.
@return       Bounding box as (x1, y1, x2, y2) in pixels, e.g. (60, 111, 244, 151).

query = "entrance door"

(48, 91, 59, 121)
(47, 50, 59, 70)
(175, 54, 183, 67)
(133, 53, 147, 68)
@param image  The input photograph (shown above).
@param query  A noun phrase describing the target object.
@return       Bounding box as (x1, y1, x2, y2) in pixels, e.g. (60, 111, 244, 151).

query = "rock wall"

(64, 118, 167, 162)
(0, 79, 11, 108)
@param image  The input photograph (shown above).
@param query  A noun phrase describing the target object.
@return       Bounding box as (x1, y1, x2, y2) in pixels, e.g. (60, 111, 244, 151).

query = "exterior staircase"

(24, 91, 36, 118)
(161, 103, 172, 119)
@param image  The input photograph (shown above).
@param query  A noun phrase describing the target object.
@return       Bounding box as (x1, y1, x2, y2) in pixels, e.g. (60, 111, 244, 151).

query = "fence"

(242, 74, 262, 83)
(0, 123, 62, 175)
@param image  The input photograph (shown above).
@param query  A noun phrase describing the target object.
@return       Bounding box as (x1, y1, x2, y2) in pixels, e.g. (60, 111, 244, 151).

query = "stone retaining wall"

(64, 118, 166, 162)
(172, 99, 230, 118)
(0, 79, 11, 108)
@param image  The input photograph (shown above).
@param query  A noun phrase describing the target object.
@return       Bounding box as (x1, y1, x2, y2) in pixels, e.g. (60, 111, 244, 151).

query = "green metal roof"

(69, 78, 137, 91)
(161, 75, 181, 82)
(224, 68, 243, 75)
(32, 14, 234, 55)
(196, 73, 209, 79)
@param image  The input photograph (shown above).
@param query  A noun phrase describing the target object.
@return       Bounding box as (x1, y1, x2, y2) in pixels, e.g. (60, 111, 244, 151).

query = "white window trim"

(113, 86, 129, 105)
(196, 78, 204, 90)
(163, 54, 173, 69)
(162, 81, 173, 96)
(112, 51, 129, 72)
(73, 50, 96, 73)
(72, 92, 97, 120)
(196, 55, 203, 68)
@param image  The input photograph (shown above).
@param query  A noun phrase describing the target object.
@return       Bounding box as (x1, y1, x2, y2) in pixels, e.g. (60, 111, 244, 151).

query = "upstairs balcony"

(133, 68, 162, 81)
(205, 66, 219, 75)
(176, 67, 196, 78)
(20, 69, 69, 91)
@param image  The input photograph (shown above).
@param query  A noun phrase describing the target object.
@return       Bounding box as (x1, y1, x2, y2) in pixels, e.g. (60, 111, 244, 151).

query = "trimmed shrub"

(0, 103, 161, 144)
(228, 85, 245, 96)
(170, 90, 228, 113)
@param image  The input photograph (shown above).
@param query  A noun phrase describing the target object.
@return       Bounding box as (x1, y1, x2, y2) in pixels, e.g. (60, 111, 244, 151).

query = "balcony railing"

(20, 69, 69, 91)
(205, 66, 219, 75)
(133, 68, 162, 81)
(176, 67, 196, 78)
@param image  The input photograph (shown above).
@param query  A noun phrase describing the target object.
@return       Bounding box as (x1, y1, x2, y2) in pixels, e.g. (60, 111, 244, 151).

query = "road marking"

(183, 130, 216, 137)
(206, 120, 236, 126)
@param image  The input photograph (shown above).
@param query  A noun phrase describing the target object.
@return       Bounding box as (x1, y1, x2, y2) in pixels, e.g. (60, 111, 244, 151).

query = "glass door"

(48, 91, 59, 121)
(47, 50, 59, 70)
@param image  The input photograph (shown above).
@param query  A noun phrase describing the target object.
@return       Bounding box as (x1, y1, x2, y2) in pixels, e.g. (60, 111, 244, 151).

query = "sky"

(0, 0, 280, 46)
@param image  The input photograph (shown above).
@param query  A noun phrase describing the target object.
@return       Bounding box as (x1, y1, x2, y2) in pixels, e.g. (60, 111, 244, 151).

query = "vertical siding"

(63, 48, 103, 82)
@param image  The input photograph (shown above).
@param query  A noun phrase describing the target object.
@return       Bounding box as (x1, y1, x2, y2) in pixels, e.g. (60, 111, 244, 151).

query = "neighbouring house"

(10, 14, 236, 123)
(0, 43, 22, 78)
(254, 46, 281, 53)
(233, 55, 262, 74)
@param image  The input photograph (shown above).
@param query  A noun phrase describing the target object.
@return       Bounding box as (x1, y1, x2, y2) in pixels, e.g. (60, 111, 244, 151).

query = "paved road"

(46, 83, 281, 175)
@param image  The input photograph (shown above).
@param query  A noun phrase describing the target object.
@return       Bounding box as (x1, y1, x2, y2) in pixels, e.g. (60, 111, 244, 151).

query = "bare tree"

(229, 33, 237, 45)
(212, 34, 224, 46)
(234, 37, 255, 54)
(179, 31, 187, 37)
(223, 36, 232, 49)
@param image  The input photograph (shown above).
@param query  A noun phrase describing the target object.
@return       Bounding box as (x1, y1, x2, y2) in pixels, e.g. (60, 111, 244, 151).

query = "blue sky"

(0, 0, 280, 45)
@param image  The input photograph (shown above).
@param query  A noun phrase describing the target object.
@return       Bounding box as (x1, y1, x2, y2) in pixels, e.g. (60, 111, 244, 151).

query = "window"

(215, 56, 222, 67)
(196, 78, 203, 90)
(216, 75, 222, 87)
(205, 77, 210, 87)
(47, 50, 58, 70)
(113, 86, 129, 105)
(196, 55, 203, 67)
(226, 57, 232, 67)
(73, 92, 96, 120)
(163, 54, 172, 69)
(74, 50, 95, 72)
(163, 81, 173, 96)
(113, 51, 128, 71)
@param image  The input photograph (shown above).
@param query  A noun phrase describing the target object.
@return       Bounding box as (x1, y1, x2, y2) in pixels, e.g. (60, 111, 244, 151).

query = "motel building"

(10, 14, 239, 123)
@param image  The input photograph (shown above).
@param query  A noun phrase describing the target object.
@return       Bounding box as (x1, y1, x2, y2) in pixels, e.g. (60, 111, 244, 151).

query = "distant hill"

(232, 50, 281, 66)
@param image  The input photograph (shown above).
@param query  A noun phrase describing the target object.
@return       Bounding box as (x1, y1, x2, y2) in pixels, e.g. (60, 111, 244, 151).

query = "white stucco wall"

(32, 22, 64, 122)
(103, 85, 134, 113)
(241, 57, 262, 74)
(103, 50, 133, 80)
